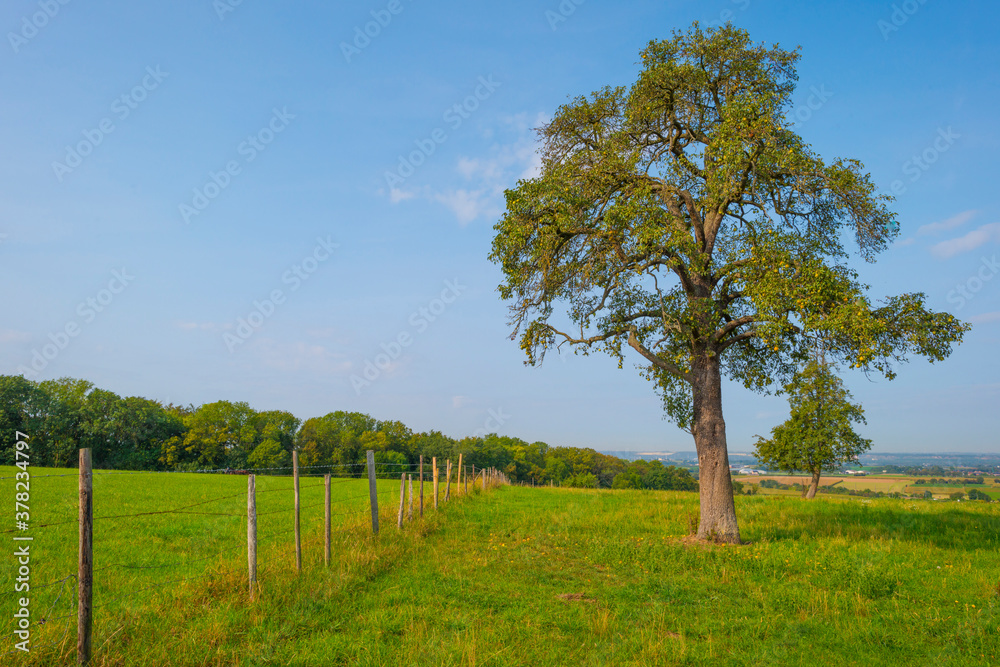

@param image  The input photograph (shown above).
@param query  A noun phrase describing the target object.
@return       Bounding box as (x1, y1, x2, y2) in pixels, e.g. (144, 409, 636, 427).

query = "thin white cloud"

(252, 339, 352, 373)
(968, 311, 1000, 325)
(432, 112, 547, 224)
(929, 223, 1000, 259)
(452, 395, 473, 409)
(917, 210, 977, 236)
(0, 329, 31, 343)
(433, 189, 495, 225)
(176, 321, 227, 331)
(389, 188, 416, 203)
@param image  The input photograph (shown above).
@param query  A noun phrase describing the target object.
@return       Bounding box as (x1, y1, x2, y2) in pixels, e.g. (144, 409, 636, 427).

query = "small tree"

(754, 357, 871, 499)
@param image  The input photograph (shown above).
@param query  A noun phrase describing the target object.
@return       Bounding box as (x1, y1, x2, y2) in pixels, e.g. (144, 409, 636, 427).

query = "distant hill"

(601, 450, 1000, 471)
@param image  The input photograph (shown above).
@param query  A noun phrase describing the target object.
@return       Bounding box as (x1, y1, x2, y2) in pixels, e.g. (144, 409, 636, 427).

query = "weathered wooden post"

(78, 448, 93, 666)
(432, 456, 439, 510)
(407, 474, 414, 521)
(419, 455, 424, 517)
(445, 459, 452, 501)
(457, 453, 463, 495)
(367, 450, 379, 535)
(324, 473, 331, 566)
(397, 473, 406, 529)
(248, 474, 257, 599)
(293, 450, 301, 573)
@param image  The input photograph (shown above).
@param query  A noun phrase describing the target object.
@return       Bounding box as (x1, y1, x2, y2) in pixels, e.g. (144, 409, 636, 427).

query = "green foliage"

(0, 375, 44, 465)
(247, 439, 291, 470)
(967, 488, 991, 501)
(488, 22, 967, 430)
(0, 376, 184, 469)
(565, 472, 599, 488)
(754, 357, 871, 479)
(0, 375, 693, 489)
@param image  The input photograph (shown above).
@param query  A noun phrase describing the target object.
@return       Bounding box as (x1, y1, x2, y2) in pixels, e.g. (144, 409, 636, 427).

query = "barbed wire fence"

(2, 449, 509, 664)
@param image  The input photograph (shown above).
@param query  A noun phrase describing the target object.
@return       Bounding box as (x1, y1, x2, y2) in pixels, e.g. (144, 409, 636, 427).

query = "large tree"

(754, 356, 871, 499)
(489, 23, 968, 542)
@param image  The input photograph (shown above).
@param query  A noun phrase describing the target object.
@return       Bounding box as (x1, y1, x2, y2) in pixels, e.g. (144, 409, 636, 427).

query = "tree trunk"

(691, 353, 741, 544)
(805, 469, 821, 499)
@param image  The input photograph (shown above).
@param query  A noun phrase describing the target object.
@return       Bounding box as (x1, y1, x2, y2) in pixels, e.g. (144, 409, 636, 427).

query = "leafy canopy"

(490, 23, 968, 428)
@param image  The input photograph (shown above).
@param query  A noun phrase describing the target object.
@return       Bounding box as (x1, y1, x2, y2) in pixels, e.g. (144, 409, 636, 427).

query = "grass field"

(3, 468, 1000, 665)
(742, 473, 1000, 499)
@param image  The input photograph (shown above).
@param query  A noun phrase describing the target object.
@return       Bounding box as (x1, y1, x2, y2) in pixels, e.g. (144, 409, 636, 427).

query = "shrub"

(967, 488, 992, 502)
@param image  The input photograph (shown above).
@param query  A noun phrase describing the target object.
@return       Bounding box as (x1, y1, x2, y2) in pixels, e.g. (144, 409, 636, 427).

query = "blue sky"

(1, 0, 998, 453)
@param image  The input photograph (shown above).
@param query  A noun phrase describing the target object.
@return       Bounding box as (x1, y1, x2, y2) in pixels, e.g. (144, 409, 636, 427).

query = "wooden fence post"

(457, 453, 463, 495)
(433, 457, 439, 510)
(397, 473, 406, 529)
(471, 464, 476, 493)
(419, 455, 424, 517)
(324, 473, 331, 567)
(293, 450, 301, 573)
(78, 448, 93, 667)
(445, 460, 452, 501)
(248, 474, 257, 600)
(465, 466, 469, 495)
(407, 474, 414, 521)
(367, 450, 379, 535)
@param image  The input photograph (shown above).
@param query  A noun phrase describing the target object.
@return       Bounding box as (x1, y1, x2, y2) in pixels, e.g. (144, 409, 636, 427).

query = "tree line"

(0, 375, 696, 491)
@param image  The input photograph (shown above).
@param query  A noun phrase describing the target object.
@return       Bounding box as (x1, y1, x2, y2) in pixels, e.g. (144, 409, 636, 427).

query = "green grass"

(3, 469, 1000, 665)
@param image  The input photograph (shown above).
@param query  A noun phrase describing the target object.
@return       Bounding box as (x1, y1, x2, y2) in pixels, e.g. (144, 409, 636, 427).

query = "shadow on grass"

(746, 499, 1000, 551)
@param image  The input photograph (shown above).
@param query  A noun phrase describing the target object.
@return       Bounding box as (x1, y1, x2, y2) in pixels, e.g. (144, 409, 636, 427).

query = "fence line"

(2, 451, 509, 663)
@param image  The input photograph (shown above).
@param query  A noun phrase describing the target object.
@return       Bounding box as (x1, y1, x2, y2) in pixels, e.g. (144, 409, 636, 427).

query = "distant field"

(3, 468, 1000, 665)
(741, 473, 1000, 499)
